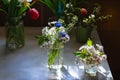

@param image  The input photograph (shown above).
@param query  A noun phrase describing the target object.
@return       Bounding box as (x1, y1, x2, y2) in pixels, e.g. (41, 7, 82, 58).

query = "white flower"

(72, 15, 78, 23)
(83, 18, 89, 23)
(77, 42, 107, 65)
(101, 55, 107, 60)
(48, 21, 57, 26)
(59, 34, 70, 43)
(89, 14, 95, 19)
(42, 27, 49, 35)
(68, 23, 74, 28)
(48, 27, 56, 35)
(8, 0, 11, 2)
(59, 26, 66, 32)
(58, 19, 65, 24)
(27, 0, 32, 2)
(96, 44, 103, 51)
(87, 46, 96, 55)
(91, 14, 95, 18)
(39, 21, 70, 49)
(66, 3, 73, 8)
(79, 45, 87, 50)
(66, 3, 69, 8)
(17, 0, 32, 3)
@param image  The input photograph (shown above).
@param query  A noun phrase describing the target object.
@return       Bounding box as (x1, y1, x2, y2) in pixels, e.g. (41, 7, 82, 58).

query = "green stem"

(48, 48, 59, 67)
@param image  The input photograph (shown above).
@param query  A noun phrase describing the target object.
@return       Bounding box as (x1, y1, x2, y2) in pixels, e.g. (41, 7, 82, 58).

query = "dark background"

(92, 0, 120, 79)
(0, 0, 120, 79)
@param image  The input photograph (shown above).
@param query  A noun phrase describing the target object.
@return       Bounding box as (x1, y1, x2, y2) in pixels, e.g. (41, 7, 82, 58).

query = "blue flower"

(58, 32, 66, 37)
(55, 22, 62, 28)
(58, 31, 70, 43)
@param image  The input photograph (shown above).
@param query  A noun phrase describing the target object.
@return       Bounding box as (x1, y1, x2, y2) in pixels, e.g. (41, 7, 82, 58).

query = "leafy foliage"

(38, 0, 66, 18)
(0, 0, 36, 17)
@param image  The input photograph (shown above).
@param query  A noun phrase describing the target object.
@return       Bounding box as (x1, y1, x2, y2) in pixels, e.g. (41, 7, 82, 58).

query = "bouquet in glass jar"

(73, 39, 107, 76)
(0, 0, 39, 49)
(74, 39, 107, 65)
(36, 21, 70, 69)
(0, 0, 39, 19)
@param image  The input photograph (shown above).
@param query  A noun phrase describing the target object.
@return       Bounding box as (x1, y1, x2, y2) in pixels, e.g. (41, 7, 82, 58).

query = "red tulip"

(29, 8, 39, 20)
(80, 8, 87, 15)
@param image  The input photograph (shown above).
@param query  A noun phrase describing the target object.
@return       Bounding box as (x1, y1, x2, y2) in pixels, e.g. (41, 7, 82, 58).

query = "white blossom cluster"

(41, 21, 70, 48)
(78, 44, 107, 65)
(83, 14, 96, 25)
(58, 2, 78, 32)
(8, 0, 32, 3)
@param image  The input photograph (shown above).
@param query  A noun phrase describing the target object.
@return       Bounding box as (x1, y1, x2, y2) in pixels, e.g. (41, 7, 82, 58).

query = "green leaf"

(18, 5, 27, 16)
(36, 36, 46, 46)
(87, 38, 93, 46)
(2, 0, 9, 5)
(73, 51, 81, 56)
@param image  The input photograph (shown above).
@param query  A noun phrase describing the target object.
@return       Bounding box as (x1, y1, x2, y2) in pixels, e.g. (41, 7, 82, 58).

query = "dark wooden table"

(0, 27, 113, 80)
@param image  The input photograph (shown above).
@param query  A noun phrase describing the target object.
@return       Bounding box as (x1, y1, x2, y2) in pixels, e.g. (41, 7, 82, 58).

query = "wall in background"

(91, 0, 120, 79)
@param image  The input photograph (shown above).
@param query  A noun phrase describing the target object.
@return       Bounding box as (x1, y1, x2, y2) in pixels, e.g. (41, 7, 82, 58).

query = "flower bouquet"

(75, 3, 112, 43)
(36, 21, 70, 68)
(0, 0, 39, 49)
(74, 39, 107, 76)
(36, 21, 69, 79)
(0, 0, 39, 19)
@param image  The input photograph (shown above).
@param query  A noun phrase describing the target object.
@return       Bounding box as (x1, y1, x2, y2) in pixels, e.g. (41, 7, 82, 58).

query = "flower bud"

(29, 8, 39, 20)
(55, 22, 62, 28)
(80, 8, 87, 15)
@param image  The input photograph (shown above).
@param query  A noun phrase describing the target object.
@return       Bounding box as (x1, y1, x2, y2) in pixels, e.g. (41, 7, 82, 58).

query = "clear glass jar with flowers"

(36, 21, 70, 79)
(0, 0, 39, 49)
(73, 39, 107, 76)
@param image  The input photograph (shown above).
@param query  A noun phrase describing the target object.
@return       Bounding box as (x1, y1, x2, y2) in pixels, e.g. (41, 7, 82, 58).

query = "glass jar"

(76, 24, 92, 43)
(5, 16, 25, 49)
(47, 42, 64, 80)
(84, 63, 98, 76)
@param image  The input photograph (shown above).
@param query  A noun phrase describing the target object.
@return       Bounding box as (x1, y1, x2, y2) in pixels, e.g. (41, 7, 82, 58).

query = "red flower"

(29, 8, 39, 20)
(80, 8, 87, 15)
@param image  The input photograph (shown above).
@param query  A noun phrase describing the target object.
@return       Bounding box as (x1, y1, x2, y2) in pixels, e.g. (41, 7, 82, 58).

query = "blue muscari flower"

(58, 31, 66, 37)
(55, 22, 62, 28)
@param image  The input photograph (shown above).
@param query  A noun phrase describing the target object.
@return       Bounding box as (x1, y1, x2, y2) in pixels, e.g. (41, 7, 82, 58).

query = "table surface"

(0, 27, 113, 80)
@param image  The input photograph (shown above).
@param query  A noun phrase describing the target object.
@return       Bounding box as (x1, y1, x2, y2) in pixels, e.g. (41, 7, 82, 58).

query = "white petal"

(27, 0, 32, 2)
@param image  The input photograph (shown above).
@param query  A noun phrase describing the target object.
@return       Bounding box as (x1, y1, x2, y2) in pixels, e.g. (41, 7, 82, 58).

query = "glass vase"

(84, 63, 98, 76)
(76, 24, 92, 43)
(47, 42, 64, 80)
(5, 16, 25, 49)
